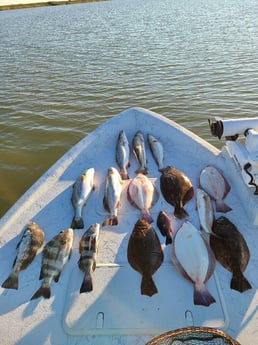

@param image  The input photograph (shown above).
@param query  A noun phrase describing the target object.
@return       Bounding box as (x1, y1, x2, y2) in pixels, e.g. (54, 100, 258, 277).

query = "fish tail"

(1, 272, 19, 290)
(165, 236, 173, 245)
(31, 284, 51, 300)
(174, 205, 189, 219)
(141, 275, 158, 297)
(80, 274, 93, 293)
(71, 217, 84, 229)
(135, 167, 149, 175)
(102, 216, 118, 227)
(120, 171, 129, 180)
(230, 272, 252, 293)
(215, 201, 232, 213)
(194, 284, 216, 306)
(142, 212, 153, 224)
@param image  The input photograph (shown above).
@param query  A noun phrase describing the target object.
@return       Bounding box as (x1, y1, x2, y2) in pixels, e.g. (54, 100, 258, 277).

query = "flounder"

(127, 218, 164, 297)
(200, 166, 231, 213)
(211, 216, 251, 293)
(160, 166, 194, 219)
(170, 221, 216, 306)
(127, 173, 159, 223)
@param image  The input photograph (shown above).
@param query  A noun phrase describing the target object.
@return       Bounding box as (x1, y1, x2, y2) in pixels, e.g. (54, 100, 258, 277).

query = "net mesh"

(146, 327, 241, 345)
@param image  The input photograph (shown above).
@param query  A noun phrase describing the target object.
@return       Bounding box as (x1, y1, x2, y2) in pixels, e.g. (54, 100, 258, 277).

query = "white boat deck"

(0, 108, 257, 345)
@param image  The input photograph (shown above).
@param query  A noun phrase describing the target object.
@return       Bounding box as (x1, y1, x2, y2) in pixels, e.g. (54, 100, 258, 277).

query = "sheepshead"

(127, 173, 159, 223)
(71, 168, 95, 229)
(160, 166, 194, 219)
(196, 188, 214, 234)
(170, 221, 216, 306)
(116, 130, 130, 180)
(211, 216, 251, 292)
(78, 223, 100, 293)
(127, 218, 164, 297)
(147, 134, 164, 171)
(157, 211, 173, 245)
(200, 166, 232, 213)
(132, 131, 148, 175)
(31, 228, 73, 300)
(2, 222, 45, 290)
(103, 167, 122, 226)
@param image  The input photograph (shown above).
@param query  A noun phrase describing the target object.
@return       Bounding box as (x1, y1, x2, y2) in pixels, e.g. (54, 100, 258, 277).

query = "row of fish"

(1, 222, 100, 298)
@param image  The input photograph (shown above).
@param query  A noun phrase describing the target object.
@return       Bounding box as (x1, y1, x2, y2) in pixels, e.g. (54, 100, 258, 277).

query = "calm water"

(1, 0, 258, 217)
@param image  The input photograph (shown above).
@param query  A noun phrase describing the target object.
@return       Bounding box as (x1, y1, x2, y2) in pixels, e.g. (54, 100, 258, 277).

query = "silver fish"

(2, 222, 45, 290)
(103, 167, 122, 226)
(78, 223, 100, 293)
(31, 228, 74, 300)
(116, 130, 130, 180)
(196, 188, 214, 234)
(170, 221, 216, 306)
(127, 173, 159, 223)
(200, 166, 232, 213)
(71, 168, 95, 229)
(147, 134, 164, 171)
(132, 131, 148, 175)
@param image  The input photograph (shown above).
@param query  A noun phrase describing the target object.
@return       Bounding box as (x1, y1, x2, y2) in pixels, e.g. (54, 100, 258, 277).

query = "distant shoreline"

(0, 0, 107, 11)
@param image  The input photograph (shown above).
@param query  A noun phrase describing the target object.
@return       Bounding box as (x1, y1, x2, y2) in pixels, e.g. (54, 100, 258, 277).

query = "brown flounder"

(160, 166, 194, 219)
(2, 221, 45, 290)
(127, 218, 164, 297)
(211, 216, 251, 293)
(157, 210, 173, 245)
(170, 221, 216, 306)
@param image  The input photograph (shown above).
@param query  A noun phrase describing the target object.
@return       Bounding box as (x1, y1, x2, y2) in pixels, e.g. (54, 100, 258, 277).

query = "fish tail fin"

(80, 274, 93, 293)
(215, 201, 232, 213)
(120, 171, 129, 180)
(31, 284, 51, 300)
(165, 236, 173, 245)
(141, 275, 158, 297)
(230, 272, 252, 292)
(71, 217, 84, 229)
(194, 284, 216, 306)
(174, 205, 189, 219)
(142, 212, 153, 224)
(1, 272, 19, 290)
(135, 167, 149, 175)
(102, 216, 118, 227)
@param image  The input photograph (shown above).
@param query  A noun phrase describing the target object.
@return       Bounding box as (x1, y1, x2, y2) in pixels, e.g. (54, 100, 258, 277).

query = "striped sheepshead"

(147, 134, 164, 171)
(71, 168, 95, 229)
(170, 221, 216, 306)
(103, 167, 122, 226)
(116, 130, 130, 180)
(2, 222, 45, 290)
(127, 173, 159, 223)
(78, 223, 100, 293)
(132, 131, 148, 175)
(31, 228, 74, 300)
